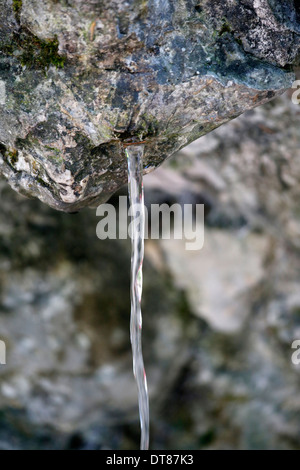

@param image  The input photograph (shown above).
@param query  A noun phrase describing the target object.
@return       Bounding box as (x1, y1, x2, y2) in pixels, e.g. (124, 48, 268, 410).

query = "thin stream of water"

(126, 144, 150, 450)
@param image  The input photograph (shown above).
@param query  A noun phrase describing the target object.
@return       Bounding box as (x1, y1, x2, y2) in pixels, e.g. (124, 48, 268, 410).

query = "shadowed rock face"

(0, 0, 299, 211)
(1, 92, 300, 450)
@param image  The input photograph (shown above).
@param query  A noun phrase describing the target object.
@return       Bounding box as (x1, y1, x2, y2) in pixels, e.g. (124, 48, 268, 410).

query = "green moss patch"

(12, 0, 23, 23)
(18, 29, 66, 69)
(0, 26, 66, 70)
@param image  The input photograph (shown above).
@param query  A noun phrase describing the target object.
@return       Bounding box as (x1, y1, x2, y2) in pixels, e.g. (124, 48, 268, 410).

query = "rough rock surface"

(0, 91, 300, 449)
(0, 0, 299, 211)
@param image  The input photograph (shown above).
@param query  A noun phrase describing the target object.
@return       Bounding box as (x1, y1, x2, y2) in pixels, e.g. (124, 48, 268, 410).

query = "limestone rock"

(0, 0, 299, 211)
(0, 91, 300, 450)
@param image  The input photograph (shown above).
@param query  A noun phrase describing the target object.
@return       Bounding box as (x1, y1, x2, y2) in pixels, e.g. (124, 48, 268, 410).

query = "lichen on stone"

(12, 0, 22, 22)
(0, 0, 299, 212)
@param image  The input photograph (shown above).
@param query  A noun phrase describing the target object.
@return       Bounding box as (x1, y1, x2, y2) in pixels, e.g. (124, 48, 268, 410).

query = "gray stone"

(0, 0, 299, 211)
(1, 91, 300, 449)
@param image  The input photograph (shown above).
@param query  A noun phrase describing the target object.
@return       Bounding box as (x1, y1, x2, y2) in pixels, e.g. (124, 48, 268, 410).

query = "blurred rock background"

(0, 90, 300, 450)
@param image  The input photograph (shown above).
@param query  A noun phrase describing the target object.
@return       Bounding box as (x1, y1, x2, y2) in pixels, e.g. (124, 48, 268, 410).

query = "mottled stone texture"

(0, 0, 299, 211)
(1, 92, 300, 450)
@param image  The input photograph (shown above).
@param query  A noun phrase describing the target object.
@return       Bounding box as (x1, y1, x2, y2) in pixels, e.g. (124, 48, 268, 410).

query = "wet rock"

(0, 0, 299, 211)
(0, 91, 300, 449)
